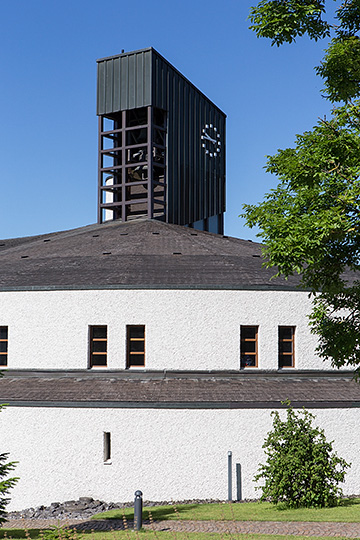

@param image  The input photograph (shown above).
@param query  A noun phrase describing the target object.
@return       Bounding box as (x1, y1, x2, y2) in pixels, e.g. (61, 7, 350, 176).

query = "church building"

(0, 48, 359, 511)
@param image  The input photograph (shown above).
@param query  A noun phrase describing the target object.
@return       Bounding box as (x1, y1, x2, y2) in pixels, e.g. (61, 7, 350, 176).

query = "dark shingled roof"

(1, 371, 359, 408)
(0, 219, 303, 290)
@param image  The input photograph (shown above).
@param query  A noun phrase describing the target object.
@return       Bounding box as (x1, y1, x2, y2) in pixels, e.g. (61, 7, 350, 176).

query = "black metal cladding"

(97, 50, 152, 113)
(97, 48, 226, 232)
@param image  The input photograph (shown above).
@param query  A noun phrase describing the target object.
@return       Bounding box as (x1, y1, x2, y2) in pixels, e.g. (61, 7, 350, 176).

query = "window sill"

(240, 366, 258, 369)
(89, 366, 108, 369)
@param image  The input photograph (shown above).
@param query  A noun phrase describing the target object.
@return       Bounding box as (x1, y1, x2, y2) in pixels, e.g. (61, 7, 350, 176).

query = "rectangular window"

(126, 325, 145, 368)
(103, 432, 111, 462)
(279, 326, 295, 368)
(0, 327, 8, 367)
(89, 326, 107, 367)
(241, 326, 258, 368)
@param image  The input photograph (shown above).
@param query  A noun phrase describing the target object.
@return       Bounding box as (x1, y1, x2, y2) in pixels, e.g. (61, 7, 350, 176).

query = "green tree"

(248, 0, 360, 102)
(244, 1, 360, 374)
(254, 402, 350, 507)
(0, 404, 18, 524)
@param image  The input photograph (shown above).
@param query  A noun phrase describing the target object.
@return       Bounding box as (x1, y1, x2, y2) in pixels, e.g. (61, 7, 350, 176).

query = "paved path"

(147, 519, 360, 538)
(3, 517, 360, 538)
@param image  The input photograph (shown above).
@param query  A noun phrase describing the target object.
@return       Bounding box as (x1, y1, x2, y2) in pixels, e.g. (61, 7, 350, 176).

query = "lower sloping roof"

(0, 371, 359, 409)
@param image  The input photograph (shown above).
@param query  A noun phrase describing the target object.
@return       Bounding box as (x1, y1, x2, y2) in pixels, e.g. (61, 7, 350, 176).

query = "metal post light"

(236, 463, 242, 501)
(228, 451, 232, 502)
(134, 490, 143, 530)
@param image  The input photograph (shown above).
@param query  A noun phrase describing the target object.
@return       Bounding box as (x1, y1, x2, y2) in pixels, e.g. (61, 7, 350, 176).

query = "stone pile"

(7, 497, 225, 521)
(8, 498, 129, 520)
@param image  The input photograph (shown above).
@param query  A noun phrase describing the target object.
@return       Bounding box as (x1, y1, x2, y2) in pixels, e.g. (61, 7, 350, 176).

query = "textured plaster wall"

(0, 289, 331, 371)
(4, 406, 359, 511)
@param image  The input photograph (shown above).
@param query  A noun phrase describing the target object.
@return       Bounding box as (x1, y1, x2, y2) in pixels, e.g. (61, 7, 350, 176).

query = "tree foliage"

(244, 102, 360, 292)
(310, 286, 360, 369)
(249, 0, 360, 102)
(316, 35, 360, 102)
(245, 1, 360, 374)
(255, 403, 350, 507)
(0, 404, 18, 524)
(249, 1, 330, 46)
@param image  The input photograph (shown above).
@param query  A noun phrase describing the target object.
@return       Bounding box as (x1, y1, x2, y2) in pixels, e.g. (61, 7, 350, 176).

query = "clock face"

(201, 123, 221, 158)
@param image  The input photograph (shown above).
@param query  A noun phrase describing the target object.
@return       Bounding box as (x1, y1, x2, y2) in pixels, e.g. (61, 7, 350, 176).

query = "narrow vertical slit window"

(279, 326, 295, 368)
(240, 326, 258, 368)
(89, 326, 107, 368)
(103, 432, 111, 462)
(126, 325, 145, 368)
(0, 327, 8, 366)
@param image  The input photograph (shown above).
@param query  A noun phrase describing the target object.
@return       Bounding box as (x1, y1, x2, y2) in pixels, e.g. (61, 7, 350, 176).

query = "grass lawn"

(1, 499, 359, 540)
(0, 530, 357, 540)
(91, 498, 360, 523)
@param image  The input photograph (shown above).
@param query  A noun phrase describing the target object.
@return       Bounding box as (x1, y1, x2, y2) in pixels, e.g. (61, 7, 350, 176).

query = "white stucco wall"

(0, 288, 332, 371)
(3, 405, 359, 511)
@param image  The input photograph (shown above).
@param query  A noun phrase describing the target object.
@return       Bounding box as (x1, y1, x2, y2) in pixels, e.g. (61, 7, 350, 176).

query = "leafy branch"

(245, 1, 360, 374)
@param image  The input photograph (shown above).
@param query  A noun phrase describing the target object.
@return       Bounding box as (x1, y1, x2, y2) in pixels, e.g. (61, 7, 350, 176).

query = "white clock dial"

(201, 123, 221, 158)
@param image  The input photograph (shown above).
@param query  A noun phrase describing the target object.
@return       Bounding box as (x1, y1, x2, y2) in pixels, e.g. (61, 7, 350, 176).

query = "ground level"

(3, 516, 360, 538)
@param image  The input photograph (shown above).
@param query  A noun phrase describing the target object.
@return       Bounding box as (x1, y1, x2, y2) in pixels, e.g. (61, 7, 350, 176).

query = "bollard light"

(134, 490, 143, 530)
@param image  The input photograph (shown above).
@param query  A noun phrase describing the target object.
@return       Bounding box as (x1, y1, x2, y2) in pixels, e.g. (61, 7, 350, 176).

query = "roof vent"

(21, 255, 29, 259)
(43, 239, 51, 242)
(103, 252, 112, 255)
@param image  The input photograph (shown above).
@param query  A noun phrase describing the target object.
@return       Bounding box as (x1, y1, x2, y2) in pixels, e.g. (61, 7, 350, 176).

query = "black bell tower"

(97, 48, 226, 234)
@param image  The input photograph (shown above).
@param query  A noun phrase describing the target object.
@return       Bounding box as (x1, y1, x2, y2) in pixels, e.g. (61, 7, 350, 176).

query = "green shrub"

(0, 404, 19, 524)
(254, 402, 350, 508)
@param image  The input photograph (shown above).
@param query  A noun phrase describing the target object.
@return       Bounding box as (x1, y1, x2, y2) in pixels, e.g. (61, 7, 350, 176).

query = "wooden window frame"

(126, 325, 145, 368)
(240, 326, 258, 368)
(278, 326, 295, 368)
(0, 326, 8, 367)
(89, 325, 108, 368)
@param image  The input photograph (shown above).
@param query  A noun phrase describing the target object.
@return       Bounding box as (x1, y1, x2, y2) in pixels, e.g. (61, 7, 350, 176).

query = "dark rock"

(65, 503, 88, 512)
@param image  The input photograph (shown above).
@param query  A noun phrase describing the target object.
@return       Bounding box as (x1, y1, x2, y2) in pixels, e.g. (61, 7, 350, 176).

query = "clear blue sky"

(0, 0, 336, 241)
